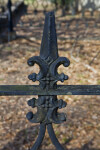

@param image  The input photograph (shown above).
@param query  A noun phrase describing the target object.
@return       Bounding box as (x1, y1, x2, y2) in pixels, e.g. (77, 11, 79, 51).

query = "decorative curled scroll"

(26, 12, 70, 150)
(28, 56, 48, 81)
(50, 57, 70, 83)
(27, 96, 67, 124)
(28, 56, 49, 89)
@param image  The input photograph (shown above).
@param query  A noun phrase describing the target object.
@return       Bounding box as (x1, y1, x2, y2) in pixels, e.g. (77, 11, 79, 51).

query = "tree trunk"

(75, 0, 79, 13)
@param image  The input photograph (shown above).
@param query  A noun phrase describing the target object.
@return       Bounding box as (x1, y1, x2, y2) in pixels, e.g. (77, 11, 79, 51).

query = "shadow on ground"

(1, 126, 99, 150)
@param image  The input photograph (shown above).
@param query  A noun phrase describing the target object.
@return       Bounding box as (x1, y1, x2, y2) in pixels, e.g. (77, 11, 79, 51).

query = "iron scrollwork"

(26, 12, 70, 150)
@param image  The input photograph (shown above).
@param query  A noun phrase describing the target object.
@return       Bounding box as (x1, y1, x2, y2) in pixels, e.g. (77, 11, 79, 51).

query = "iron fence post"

(7, 0, 13, 32)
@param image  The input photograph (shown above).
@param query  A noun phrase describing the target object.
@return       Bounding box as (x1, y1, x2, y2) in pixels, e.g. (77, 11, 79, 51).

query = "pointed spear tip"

(40, 11, 58, 61)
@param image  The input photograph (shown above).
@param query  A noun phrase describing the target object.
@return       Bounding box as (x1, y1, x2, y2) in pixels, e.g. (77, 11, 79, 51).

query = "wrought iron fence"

(0, 11, 100, 150)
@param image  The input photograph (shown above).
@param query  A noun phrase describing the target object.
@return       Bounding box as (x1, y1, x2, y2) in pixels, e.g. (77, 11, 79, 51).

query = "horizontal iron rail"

(58, 37, 100, 41)
(0, 85, 100, 96)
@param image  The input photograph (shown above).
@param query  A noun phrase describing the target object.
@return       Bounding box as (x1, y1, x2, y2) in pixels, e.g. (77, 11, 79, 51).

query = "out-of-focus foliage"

(49, 0, 74, 8)
(24, 0, 75, 7)
(24, 0, 36, 5)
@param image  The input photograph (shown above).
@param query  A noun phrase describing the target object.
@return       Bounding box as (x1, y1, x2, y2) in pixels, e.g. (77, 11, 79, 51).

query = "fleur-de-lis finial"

(28, 12, 70, 89)
(26, 11, 70, 150)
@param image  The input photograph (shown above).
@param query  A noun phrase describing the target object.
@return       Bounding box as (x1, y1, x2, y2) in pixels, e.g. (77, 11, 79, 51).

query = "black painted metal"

(26, 12, 70, 150)
(47, 124, 65, 150)
(0, 11, 100, 150)
(7, 0, 13, 32)
(0, 85, 100, 96)
(30, 123, 46, 150)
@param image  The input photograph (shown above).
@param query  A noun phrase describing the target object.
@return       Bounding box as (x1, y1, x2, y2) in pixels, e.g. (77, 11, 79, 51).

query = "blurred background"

(0, 0, 100, 150)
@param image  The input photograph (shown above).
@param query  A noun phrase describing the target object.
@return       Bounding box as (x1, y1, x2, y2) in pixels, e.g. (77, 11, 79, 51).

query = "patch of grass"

(55, 130, 60, 136)
(6, 47, 11, 51)
(77, 73, 84, 78)
(73, 98, 78, 102)
(0, 78, 4, 81)
(79, 79, 85, 84)
(62, 136, 72, 144)
(24, 0, 35, 5)
(97, 80, 100, 84)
